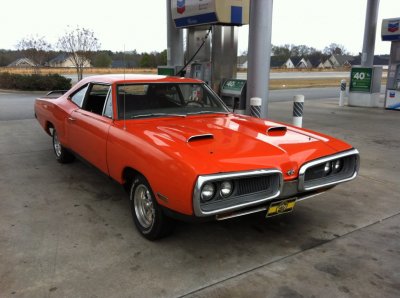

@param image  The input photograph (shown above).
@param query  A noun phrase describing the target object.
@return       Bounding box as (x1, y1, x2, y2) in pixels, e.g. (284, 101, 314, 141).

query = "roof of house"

(270, 56, 287, 67)
(345, 55, 389, 66)
(307, 57, 324, 67)
(331, 54, 355, 65)
(49, 53, 71, 64)
(7, 58, 36, 67)
(237, 55, 247, 65)
(290, 57, 302, 66)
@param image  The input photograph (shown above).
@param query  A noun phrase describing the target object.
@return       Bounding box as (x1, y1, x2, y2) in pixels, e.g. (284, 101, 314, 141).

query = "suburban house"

(296, 58, 313, 68)
(7, 58, 36, 67)
(270, 56, 287, 68)
(350, 55, 390, 68)
(234, 54, 388, 70)
(237, 55, 248, 69)
(324, 54, 355, 68)
(282, 57, 313, 69)
(308, 57, 325, 68)
(48, 53, 91, 68)
(282, 57, 297, 68)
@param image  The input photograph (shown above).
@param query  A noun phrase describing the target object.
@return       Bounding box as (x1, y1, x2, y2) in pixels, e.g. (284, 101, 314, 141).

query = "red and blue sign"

(388, 21, 399, 33)
(382, 18, 400, 41)
(177, 0, 185, 14)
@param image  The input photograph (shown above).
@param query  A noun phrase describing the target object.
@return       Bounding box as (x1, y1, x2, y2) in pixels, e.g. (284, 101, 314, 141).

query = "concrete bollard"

(250, 97, 262, 118)
(339, 79, 346, 107)
(293, 95, 304, 127)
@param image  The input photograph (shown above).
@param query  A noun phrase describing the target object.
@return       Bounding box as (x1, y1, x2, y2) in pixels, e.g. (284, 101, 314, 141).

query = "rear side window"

(71, 85, 89, 107)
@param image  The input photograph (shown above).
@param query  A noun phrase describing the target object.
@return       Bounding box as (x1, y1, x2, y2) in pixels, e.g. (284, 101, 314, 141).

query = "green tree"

(158, 50, 167, 66)
(140, 53, 151, 68)
(93, 52, 112, 67)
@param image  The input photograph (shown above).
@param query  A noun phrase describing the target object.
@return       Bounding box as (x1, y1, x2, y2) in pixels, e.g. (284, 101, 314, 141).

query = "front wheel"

(52, 129, 74, 163)
(129, 175, 174, 240)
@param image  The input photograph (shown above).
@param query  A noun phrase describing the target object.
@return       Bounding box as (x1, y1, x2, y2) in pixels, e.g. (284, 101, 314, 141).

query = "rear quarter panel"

(34, 96, 77, 146)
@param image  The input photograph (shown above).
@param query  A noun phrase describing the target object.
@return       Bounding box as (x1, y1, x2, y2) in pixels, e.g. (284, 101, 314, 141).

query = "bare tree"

(16, 35, 52, 72)
(323, 43, 349, 56)
(58, 27, 100, 81)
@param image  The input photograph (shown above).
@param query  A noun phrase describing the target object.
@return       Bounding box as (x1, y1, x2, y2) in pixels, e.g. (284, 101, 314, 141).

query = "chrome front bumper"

(193, 149, 360, 218)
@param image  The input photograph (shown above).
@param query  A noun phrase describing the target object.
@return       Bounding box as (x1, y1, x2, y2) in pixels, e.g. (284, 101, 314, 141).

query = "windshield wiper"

(187, 111, 229, 115)
(130, 113, 187, 119)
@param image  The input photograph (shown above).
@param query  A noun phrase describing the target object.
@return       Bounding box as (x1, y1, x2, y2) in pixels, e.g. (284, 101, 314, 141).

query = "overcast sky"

(1, 0, 399, 55)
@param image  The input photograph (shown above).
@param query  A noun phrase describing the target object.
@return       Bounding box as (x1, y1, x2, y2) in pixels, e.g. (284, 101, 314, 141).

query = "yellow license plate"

(266, 198, 296, 217)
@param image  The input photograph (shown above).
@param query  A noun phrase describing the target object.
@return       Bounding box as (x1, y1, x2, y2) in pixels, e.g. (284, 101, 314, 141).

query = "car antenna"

(123, 44, 126, 130)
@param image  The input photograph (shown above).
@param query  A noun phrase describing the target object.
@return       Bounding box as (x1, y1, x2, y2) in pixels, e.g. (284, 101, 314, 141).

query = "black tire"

(52, 129, 75, 163)
(129, 175, 175, 240)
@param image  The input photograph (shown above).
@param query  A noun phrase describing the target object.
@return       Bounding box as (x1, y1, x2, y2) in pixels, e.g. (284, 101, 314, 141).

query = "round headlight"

(323, 162, 331, 175)
(220, 181, 233, 198)
(201, 183, 215, 202)
(332, 159, 343, 172)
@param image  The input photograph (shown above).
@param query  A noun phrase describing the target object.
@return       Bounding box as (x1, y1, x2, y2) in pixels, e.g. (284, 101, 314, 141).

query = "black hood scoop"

(187, 134, 214, 142)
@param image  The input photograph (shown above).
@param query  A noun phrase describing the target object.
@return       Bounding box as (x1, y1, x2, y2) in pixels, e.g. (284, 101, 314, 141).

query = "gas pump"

(382, 18, 400, 110)
(168, 0, 249, 94)
(186, 62, 212, 84)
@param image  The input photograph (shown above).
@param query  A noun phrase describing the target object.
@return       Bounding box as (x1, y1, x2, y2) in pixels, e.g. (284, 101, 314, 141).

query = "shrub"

(0, 72, 71, 91)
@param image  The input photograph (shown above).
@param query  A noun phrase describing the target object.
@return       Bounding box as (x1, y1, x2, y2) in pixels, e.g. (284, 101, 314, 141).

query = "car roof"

(79, 74, 203, 85)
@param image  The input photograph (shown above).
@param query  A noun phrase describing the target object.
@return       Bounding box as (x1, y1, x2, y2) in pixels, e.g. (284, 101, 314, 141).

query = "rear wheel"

(52, 129, 74, 163)
(129, 175, 174, 240)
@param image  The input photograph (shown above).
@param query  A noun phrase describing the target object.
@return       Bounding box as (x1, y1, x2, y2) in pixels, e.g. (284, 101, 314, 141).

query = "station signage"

(171, 0, 249, 28)
(381, 18, 400, 41)
(222, 79, 246, 92)
(350, 67, 373, 93)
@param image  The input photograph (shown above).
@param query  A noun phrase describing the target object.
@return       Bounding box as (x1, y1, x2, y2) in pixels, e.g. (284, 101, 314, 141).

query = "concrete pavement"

(0, 94, 399, 297)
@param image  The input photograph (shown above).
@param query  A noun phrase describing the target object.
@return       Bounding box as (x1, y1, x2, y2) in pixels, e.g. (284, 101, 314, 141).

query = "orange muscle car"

(34, 74, 359, 240)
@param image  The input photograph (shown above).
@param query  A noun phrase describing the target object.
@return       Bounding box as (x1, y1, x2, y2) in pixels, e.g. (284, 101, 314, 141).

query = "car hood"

(121, 114, 352, 179)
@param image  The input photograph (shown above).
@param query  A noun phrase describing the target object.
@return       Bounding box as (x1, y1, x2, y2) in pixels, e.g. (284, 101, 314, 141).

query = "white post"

(250, 97, 262, 118)
(293, 95, 304, 127)
(339, 79, 346, 106)
(246, 0, 274, 118)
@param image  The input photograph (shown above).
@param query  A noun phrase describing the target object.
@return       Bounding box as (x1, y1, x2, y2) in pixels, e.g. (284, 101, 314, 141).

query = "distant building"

(111, 60, 138, 68)
(307, 57, 325, 68)
(237, 55, 248, 69)
(283, 57, 297, 68)
(350, 55, 389, 68)
(322, 59, 334, 68)
(325, 54, 354, 68)
(283, 57, 313, 69)
(296, 58, 312, 68)
(7, 58, 36, 67)
(270, 56, 287, 68)
(48, 53, 91, 68)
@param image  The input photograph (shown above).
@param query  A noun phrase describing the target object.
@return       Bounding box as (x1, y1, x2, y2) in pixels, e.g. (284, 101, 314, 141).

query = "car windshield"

(116, 83, 229, 119)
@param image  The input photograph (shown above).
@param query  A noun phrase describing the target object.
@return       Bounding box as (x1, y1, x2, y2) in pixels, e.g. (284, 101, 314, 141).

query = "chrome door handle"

(68, 117, 76, 121)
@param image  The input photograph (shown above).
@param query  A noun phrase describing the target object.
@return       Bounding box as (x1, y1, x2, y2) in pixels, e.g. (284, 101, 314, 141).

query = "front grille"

(235, 176, 271, 196)
(196, 171, 282, 215)
(299, 149, 359, 191)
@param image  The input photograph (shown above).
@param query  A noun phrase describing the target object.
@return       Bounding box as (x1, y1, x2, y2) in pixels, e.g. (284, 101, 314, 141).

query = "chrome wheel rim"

(134, 184, 155, 229)
(53, 131, 62, 157)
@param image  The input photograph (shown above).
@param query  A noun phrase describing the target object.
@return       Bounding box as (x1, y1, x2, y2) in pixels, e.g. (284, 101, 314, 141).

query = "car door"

(67, 83, 113, 174)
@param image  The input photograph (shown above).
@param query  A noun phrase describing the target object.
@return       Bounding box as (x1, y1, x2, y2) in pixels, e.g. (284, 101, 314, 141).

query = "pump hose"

(175, 27, 212, 76)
